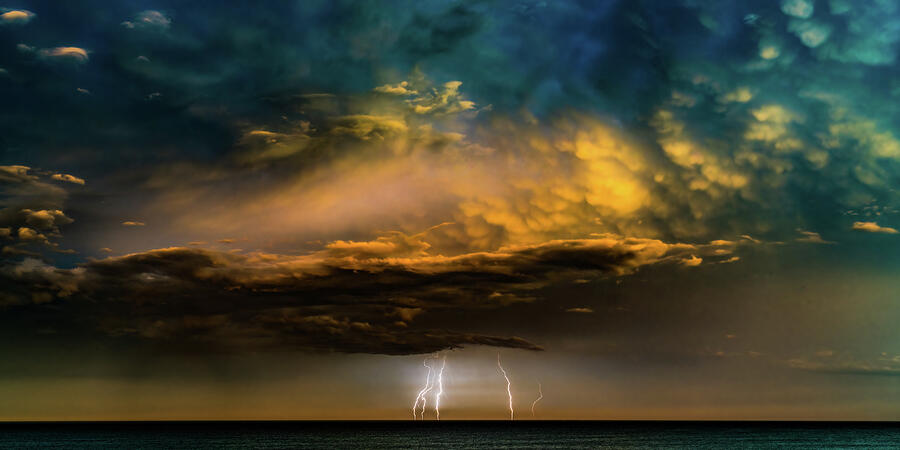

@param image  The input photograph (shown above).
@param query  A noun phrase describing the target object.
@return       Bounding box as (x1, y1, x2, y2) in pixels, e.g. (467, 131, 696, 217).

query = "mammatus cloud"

(138, 77, 770, 257)
(0, 9, 35, 25)
(140, 63, 900, 263)
(851, 221, 898, 234)
(121, 221, 146, 227)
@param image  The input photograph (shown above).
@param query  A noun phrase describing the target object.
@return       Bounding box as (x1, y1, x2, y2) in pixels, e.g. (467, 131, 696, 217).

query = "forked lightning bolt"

(412, 358, 433, 420)
(531, 382, 543, 418)
(434, 356, 446, 420)
(497, 353, 514, 420)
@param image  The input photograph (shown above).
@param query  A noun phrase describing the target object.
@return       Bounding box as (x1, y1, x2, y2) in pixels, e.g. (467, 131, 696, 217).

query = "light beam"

(497, 353, 514, 420)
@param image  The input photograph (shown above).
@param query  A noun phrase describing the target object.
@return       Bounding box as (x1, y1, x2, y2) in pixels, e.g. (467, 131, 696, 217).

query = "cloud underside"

(1, 234, 718, 355)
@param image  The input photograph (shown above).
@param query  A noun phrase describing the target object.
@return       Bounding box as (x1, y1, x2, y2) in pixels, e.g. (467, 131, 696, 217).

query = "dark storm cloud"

(0, 232, 724, 355)
(1, 0, 899, 378)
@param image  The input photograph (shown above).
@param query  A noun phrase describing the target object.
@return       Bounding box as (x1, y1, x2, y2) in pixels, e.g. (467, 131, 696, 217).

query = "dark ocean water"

(1, 421, 898, 449)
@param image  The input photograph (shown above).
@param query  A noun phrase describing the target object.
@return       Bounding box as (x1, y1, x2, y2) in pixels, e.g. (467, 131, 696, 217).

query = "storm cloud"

(2, 0, 900, 419)
(1, 229, 731, 354)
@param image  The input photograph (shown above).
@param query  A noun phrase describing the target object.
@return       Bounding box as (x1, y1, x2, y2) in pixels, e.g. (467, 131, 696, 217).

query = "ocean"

(1, 421, 898, 449)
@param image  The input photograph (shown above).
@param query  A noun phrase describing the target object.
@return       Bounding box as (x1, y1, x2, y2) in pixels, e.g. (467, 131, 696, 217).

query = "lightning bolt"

(434, 355, 446, 420)
(497, 353, 514, 420)
(418, 358, 438, 420)
(531, 382, 543, 418)
(412, 358, 433, 420)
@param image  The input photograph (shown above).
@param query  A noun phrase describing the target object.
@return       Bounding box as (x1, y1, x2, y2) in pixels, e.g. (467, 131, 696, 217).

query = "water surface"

(1, 420, 898, 449)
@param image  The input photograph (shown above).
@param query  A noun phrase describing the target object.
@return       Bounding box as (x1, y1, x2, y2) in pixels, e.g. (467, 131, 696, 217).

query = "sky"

(1, 0, 900, 420)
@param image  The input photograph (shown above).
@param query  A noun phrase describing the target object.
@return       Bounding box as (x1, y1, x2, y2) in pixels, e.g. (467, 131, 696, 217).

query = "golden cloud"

(0, 9, 35, 24)
(852, 221, 898, 234)
(51, 173, 86, 185)
(37, 47, 89, 63)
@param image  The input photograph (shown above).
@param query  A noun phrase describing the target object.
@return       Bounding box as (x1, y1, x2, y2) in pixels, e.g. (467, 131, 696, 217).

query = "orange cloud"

(52, 173, 86, 185)
(852, 221, 898, 234)
(38, 47, 89, 63)
(1, 10, 35, 24)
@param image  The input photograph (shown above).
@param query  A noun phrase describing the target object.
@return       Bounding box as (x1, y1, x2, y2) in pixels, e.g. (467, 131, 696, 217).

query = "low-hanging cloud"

(0, 231, 733, 354)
